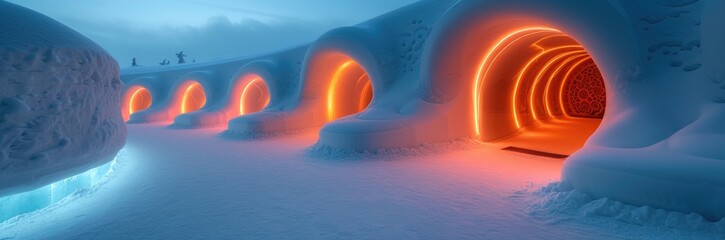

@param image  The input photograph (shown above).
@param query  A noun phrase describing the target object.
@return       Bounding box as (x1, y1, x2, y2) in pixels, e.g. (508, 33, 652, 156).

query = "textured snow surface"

(0, 1, 125, 197)
(528, 183, 725, 237)
(0, 125, 722, 239)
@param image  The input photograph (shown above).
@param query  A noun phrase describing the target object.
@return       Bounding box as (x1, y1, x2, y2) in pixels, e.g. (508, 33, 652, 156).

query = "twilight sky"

(8, 0, 418, 67)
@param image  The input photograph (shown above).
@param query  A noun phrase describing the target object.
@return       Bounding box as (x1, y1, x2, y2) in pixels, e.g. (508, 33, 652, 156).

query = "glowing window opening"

(326, 60, 373, 121)
(239, 78, 270, 115)
(181, 82, 206, 114)
(327, 60, 355, 121)
(128, 87, 151, 115)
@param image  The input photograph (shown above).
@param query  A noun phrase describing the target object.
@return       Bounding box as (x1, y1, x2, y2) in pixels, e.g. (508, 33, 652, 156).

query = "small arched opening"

(180, 81, 206, 114)
(239, 77, 271, 115)
(122, 86, 152, 122)
(326, 59, 373, 121)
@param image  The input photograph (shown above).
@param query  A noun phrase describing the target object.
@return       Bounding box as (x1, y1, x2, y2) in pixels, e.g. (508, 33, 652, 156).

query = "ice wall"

(0, 2, 126, 197)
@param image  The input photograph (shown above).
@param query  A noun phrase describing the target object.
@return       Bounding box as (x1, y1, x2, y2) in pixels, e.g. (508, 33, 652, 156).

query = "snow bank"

(0, 2, 125, 197)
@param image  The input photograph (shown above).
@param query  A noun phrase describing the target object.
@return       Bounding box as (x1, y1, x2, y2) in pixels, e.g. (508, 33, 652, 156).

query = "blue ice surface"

(0, 158, 117, 223)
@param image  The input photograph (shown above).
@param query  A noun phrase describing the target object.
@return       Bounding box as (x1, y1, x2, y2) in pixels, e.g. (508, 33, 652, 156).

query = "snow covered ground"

(0, 124, 722, 239)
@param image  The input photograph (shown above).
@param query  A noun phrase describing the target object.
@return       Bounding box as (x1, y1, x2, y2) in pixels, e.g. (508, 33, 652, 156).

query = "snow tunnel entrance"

(474, 28, 606, 156)
(239, 77, 270, 115)
(122, 86, 152, 122)
(181, 82, 206, 114)
(326, 60, 373, 121)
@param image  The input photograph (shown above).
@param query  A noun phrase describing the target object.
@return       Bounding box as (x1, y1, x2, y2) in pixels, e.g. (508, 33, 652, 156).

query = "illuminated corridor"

(473, 28, 606, 156)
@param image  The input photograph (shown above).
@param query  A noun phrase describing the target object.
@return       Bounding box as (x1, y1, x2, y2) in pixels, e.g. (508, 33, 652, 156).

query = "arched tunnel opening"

(326, 59, 373, 121)
(181, 82, 207, 114)
(474, 28, 606, 157)
(122, 86, 152, 122)
(239, 77, 270, 115)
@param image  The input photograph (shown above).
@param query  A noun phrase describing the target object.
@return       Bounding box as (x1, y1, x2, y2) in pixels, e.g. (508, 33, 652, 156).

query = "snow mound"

(527, 182, 725, 234)
(0, 2, 126, 197)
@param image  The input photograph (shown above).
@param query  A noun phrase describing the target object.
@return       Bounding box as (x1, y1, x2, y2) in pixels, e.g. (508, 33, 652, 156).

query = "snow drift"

(0, 2, 126, 198)
(120, 0, 725, 220)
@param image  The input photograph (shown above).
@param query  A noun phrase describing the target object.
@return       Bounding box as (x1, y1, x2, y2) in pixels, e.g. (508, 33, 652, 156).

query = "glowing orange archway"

(122, 86, 152, 122)
(326, 60, 373, 121)
(473, 27, 606, 155)
(239, 78, 270, 115)
(181, 82, 206, 114)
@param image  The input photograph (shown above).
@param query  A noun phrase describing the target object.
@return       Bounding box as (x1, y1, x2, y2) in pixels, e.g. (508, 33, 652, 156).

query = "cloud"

(178, 0, 293, 22)
(7, 0, 421, 67)
(66, 16, 333, 67)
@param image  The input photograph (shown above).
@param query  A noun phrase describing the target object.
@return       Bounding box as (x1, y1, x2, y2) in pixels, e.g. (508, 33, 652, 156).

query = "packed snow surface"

(0, 125, 722, 239)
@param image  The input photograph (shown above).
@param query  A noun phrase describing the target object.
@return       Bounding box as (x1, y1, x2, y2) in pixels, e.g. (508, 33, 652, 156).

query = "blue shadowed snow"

(0, 158, 117, 223)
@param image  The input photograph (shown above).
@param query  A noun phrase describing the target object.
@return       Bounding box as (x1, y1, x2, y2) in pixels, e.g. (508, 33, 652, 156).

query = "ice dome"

(0, 2, 125, 197)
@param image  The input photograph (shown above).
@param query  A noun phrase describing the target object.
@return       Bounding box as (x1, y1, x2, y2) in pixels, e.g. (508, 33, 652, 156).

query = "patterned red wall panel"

(564, 59, 606, 118)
